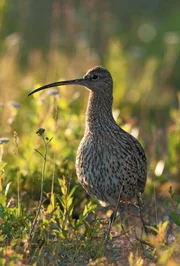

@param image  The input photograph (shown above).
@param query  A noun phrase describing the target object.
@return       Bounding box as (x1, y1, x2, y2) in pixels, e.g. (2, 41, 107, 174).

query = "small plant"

(29, 128, 53, 240)
(165, 186, 180, 227)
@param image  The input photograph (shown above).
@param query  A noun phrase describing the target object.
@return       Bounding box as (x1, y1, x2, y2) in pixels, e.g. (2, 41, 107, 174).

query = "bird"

(28, 66, 147, 239)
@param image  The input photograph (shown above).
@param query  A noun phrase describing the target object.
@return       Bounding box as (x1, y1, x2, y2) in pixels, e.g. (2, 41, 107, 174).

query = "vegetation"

(0, 1, 180, 265)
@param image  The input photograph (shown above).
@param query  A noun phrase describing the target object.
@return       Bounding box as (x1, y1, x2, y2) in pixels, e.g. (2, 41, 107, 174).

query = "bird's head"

(82, 66, 113, 94)
(28, 66, 113, 96)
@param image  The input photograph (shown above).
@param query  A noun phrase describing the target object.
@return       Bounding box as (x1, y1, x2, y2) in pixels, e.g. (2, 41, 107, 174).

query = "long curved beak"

(28, 78, 84, 96)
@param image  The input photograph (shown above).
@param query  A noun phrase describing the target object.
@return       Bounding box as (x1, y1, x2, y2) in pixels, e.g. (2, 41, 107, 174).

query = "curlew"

(29, 66, 147, 239)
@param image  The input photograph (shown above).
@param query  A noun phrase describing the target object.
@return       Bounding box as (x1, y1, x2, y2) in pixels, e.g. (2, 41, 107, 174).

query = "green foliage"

(0, 127, 106, 264)
(167, 95, 180, 177)
(166, 187, 180, 226)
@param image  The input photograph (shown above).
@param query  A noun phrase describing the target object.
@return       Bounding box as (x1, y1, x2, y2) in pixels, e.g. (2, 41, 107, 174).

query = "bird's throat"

(85, 91, 115, 132)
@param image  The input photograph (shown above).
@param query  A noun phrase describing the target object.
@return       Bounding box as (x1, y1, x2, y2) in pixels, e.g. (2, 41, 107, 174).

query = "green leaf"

(83, 202, 97, 217)
(58, 178, 67, 195)
(50, 192, 55, 209)
(5, 182, 11, 197)
(68, 185, 78, 198)
(169, 211, 180, 226)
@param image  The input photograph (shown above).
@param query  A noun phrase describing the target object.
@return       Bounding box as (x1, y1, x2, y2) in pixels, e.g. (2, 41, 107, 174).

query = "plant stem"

(29, 136, 48, 240)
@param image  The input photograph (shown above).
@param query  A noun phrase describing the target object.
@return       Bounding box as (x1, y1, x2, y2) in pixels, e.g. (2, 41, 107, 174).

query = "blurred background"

(0, 0, 179, 210)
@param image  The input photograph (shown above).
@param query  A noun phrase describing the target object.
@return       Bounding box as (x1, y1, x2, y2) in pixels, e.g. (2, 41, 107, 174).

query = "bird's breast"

(76, 133, 128, 203)
(75, 130, 147, 205)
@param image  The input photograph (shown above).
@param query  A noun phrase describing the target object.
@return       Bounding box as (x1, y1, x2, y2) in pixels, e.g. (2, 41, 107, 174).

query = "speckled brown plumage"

(29, 66, 147, 235)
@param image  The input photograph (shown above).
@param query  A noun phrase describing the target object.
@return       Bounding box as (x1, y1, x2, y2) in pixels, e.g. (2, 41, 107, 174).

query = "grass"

(0, 38, 180, 265)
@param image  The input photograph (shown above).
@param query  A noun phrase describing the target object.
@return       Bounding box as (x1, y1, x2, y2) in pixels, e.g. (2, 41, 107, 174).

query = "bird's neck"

(85, 91, 116, 132)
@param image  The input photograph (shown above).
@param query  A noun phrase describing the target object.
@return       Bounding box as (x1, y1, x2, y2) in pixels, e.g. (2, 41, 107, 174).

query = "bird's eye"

(92, 74, 98, 80)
